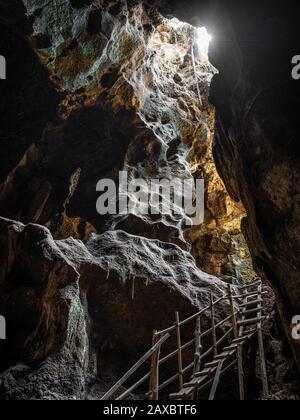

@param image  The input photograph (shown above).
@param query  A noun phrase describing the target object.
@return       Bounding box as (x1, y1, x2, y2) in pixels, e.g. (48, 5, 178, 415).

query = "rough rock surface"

(207, 1, 300, 370)
(0, 0, 248, 400)
(1, 0, 298, 399)
(0, 0, 252, 280)
(0, 217, 227, 399)
(156, 0, 300, 374)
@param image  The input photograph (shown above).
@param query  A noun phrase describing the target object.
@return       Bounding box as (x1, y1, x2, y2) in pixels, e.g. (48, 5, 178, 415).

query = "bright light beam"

(196, 27, 212, 58)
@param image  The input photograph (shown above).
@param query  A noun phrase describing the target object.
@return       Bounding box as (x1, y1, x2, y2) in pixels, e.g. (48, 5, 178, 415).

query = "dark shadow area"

(0, 1, 61, 184)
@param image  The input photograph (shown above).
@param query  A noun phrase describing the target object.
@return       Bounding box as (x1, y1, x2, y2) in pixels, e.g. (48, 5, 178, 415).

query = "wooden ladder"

(101, 278, 270, 401)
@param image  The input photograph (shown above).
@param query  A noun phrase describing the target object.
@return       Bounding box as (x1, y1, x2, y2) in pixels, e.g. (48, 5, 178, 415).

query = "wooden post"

(175, 312, 184, 390)
(192, 314, 202, 400)
(237, 289, 248, 401)
(228, 284, 238, 339)
(193, 314, 202, 375)
(257, 283, 269, 398)
(209, 360, 225, 401)
(149, 331, 161, 400)
(210, 292, 218, 357)
(228, 283, 245, 399)
(237, 346, 245, 400)
(101, 332, 170, 400)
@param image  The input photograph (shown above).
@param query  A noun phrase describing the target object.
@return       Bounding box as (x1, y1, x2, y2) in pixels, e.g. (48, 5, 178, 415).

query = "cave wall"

(0, 0, 299, 399)
(210, 0, 300, 371)
(0, 0, 250, 278)
(187, 0, 300, 369)
(0, 0, 240, 399)
(155, 0, 300, 371)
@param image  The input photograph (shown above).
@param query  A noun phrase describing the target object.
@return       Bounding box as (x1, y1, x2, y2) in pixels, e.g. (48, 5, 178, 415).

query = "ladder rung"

(194, 368, 213, 377)
(232, 333, 254, 344)
(223, 333, 256, 351)
(205, 360, 221, 368)
(213, 351, 232, 360)
(239, 284, 268, 292)
(239, 280, 262, 290)
(241, 299, 262, 307)
(238, 316, 264, 326)
(223, 344, 238, 352)
(169, 393, 185, 400)
(183, 380, 197, 388)
(183, 377, 207, 388)
(232, 290, 268, 299)
(169, 389, 192, 399)
(243, 307, 262, 315)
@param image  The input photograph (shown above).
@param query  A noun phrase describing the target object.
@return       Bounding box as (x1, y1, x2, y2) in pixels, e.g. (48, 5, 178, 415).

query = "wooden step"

(233, 290, 268, 300)
(241, 299, 262, 307)
(205, 360, 222, 368)
(170, 387, 194, 400)
(223, 334, 255, 352)
(238, 316, 264, 326)
(169, 392, 187, 400)
(194, 368, 213, 378)
(183, 376, 208, 388)
(232, 332, 255, 344)
(239, 280, 262, 290)
(243, 307, 262, 315)
(223, 344, 238, 352)
(213, 351, 232, 360)
(183, 379, 198, 388)
(232, 336, 250, 344)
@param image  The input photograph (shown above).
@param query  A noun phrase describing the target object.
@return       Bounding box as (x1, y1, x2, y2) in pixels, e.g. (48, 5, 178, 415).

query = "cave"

(0, 0, 299, 401)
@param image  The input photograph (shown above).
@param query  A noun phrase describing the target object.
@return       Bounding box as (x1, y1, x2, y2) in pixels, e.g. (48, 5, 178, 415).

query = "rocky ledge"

(0, 217, 227, 400)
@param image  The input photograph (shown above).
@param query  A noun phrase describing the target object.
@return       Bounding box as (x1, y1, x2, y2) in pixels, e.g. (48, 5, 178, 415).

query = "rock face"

(1, 0, 298, 399)
(0, 0, 251, 399)
(0, 0, 252, 280)
(0, 218, 89, 400)
(0, 217, 226, 399)
(207, 1, 300, 370)
(156, 0, 300, 373)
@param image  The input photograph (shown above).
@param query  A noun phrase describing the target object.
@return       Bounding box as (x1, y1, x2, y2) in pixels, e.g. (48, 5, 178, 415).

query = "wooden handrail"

(257, 283, 269, 398)
(106, 278, 268, 402)
(193, 314, 202, 375)
(149, 331, 162, 400)
(175, 312, 184, 390)
(211, 292, 218, 357)
(157, 311, 239, 369)
(155, 295, 226, 336)
(118, 323, 234, 400)
(155, 283, 252, 337)
(197, 359, 237, 394)
(101, 333, 170, 400)
(117, 372, 151, 401)
(159, 338, 194, 365)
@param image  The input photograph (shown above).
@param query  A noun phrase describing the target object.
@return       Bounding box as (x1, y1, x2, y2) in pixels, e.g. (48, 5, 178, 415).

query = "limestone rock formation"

(1, 0, 298, 400)
(207, 1, 300, 371)
(156, 0, 300, 376)
(0, 217, 227, 399)
(0, 0, 252, 280)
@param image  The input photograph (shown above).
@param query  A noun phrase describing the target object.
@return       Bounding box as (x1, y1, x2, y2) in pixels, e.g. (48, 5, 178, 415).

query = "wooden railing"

(101, 279, 269, 401)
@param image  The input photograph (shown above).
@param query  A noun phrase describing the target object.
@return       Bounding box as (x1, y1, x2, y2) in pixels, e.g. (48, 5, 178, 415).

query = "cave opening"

(78, 12, 261, 399)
